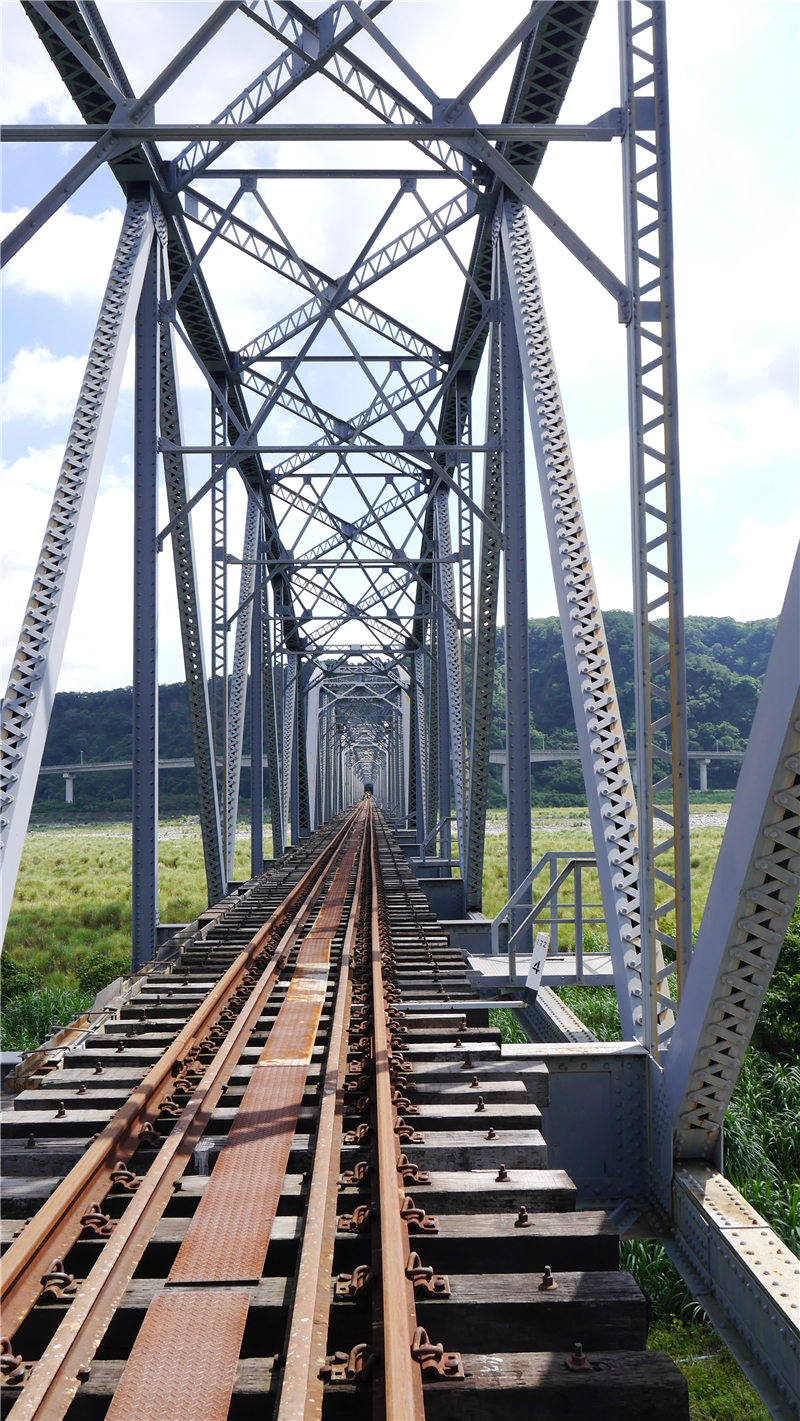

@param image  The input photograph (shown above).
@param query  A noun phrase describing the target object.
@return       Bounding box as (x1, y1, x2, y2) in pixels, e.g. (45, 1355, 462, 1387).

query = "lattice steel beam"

(666, 551, 800, 1160)
(620, 0, 692, 1049)
(500, 198, 654, 1043)
(0, 199, 154, 939)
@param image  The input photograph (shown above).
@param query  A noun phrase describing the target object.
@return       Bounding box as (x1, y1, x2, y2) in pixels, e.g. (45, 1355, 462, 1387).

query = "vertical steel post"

(437, 612, 452, 863)
(466, 316, 503, 911)
(621, 0, 691, 1048)
(413, 650, 427, 846)
(225, 494, 259, 877)
(297, 663, 310, 837)
(131, 237, 159, 971)
(499, 243, 532, 965)
(250, 533, 264, 880)
(210, 396, 227, 797)
(290, 661, 301, 844)
(262, 591, 283, 858)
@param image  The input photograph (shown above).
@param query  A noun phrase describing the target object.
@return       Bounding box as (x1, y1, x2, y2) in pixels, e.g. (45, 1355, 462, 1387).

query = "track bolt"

(496, 1165, 509, 1181)
(475, 1096, 485, 1111)
(77, 1083, 87, 1095)
(486, 1127, 498, 1140)
(55, 1102, 67, 1118)
(567, 1342, 592, 1372)
(25, 1134, 36, 1149)
(470, 1076, 480, 1088)
(515, 1206, 530, 1228)
(94, 1063, 103, 1074)
(539, 1265, 558, 1290)
(460, 1053, 473, 1070)
(454, 1038, 463, 1048)
(115, 1042, 125, 1053)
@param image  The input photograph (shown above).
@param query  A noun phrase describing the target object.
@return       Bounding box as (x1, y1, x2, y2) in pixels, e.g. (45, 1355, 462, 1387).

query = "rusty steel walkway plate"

(168, 827, 363, 1285)
(104, 1289, 250, 1421)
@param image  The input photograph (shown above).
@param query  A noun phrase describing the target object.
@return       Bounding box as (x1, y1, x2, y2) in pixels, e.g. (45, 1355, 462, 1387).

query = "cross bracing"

(1, 7, 798, 1412)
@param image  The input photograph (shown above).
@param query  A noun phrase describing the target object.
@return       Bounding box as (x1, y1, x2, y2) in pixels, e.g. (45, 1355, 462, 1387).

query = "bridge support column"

(499, 242, 532, 962)
(132, 236, 160, 971)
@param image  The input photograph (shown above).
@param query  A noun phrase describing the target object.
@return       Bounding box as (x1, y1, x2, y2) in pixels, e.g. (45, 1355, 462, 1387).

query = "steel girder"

(620, 0, 692, 1045)
(499, 239, 533, 963)
(465, 322, 503, 910)
(159, 296, 226, 907)
(226, 496, 261, 878)
(665, 550, 800, 1160)
(132, 237, 161, 970)
(500, 198, 656, 1043)
(0, 198, 154, 940)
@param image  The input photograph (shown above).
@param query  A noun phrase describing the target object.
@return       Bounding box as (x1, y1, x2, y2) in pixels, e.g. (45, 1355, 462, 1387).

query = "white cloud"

(1, 347, 87, 422)
(0, 205, 124, 303)
(688, 512, 800, 621)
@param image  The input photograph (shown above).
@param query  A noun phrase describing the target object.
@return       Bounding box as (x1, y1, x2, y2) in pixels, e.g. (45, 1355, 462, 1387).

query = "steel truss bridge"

(0, 2, 798, 1416)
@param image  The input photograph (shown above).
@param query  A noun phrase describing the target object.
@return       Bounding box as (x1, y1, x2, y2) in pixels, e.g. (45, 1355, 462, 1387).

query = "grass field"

(2, 807, 797, 1420)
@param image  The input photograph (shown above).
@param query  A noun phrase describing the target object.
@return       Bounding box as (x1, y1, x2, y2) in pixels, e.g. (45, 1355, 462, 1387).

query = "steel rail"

(274, 812, 368, 1420)
(0, 812, 357, 1337)
(370, 806, 426, 1419)
(5, 807, 368, 1421)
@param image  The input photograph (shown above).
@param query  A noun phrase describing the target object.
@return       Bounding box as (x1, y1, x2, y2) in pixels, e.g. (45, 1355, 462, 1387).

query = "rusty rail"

(273, 809, 368, 1420)
(369, 809, 427, 1418)
(3, 809, 367, 1421)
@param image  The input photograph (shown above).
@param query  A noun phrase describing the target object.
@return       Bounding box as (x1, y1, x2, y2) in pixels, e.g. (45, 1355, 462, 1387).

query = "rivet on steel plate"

(496, 1165, 509, 1181)
(515, 1206, 531, 1228)
(539, 1265, 558, 1290)
(566, 1342, 592, 1372)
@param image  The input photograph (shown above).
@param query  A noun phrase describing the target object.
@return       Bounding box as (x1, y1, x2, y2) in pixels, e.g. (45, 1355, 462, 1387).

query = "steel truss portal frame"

(0, 4, 797, 1412)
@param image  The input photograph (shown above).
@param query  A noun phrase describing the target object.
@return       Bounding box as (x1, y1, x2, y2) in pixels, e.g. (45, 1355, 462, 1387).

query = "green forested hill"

(32, 613, 776, 815)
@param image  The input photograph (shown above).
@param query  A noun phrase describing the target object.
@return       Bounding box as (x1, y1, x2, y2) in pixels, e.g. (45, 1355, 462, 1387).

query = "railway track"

(1, 802, 690, 1419)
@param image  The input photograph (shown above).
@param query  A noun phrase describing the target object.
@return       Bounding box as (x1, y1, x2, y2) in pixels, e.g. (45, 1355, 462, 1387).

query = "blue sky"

(1, 0, 798, 692)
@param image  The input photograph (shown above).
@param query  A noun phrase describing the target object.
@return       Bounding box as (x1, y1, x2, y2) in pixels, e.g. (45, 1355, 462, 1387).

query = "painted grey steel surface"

(225, 495, 260, 877)
(159, 295, 225, 908)
(131, 238, 160, 971)
(0, 198, 154, 940)
(499, 243, 533, 961)
(465, 320, 503, 911)
(500, 198, 655, 1045)
(665, 551, 800, 1160)
(620, 0, 692, 1045)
